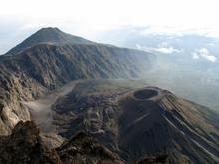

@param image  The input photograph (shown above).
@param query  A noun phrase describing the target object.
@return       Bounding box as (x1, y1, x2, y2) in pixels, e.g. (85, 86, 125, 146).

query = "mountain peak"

(5, 27, 94, 55)
(38, 27, 60, 31)
(35, 27, 62, 34)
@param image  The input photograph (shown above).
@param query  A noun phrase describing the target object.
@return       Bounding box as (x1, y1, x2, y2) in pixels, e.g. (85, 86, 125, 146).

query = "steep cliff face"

(0, 28, 154, 135)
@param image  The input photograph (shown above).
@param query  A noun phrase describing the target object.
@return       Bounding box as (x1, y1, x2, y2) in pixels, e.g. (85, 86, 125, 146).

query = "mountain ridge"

(0, 28, 155, 135)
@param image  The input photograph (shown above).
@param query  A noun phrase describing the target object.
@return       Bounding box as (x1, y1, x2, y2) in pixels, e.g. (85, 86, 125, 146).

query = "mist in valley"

(99, 27, 219, 111)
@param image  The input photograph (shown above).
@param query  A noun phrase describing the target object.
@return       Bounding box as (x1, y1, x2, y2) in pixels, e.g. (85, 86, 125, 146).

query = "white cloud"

(1, 0, 219, 53)
(192, 48, 217, 62)
(1, 0, 219, 36)
(192, 53, 200, 59)
(136, 43, 181, 54)
(155, 47, 181, 54)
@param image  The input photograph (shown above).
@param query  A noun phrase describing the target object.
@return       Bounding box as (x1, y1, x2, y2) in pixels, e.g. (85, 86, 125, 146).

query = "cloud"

(2, 0, 219, 54)
(192, 53, 200, 59)
(136, 42, 181, 54)
(192, 48, 217, 62)
(155, 47, 181, 54)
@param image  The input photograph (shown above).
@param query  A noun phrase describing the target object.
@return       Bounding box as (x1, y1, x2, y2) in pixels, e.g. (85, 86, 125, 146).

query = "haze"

(1, 0, 219, 54)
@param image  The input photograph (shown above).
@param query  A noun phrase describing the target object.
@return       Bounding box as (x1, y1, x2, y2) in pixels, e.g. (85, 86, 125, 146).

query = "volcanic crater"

(133, 88, 161, 101)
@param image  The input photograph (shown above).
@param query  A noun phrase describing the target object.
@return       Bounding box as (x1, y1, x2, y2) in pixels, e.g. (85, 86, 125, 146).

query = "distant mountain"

(5, 27, 94, 55)
(0, 28, 154, 135)
(45, 80, 219, 163)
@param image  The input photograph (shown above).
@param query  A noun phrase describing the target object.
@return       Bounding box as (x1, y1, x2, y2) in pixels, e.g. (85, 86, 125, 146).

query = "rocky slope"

(0, 28, 154, 135)
(44, 80, 219, 163)
(1, 27, 218, 164)
(56, 132, 123, 164)
(4, 80, 218, 163)
(0, 120, 123, 164)
(0, 121, 61, 164)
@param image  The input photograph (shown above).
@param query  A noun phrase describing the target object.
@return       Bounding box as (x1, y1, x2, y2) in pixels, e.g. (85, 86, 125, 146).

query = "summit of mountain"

(5, 27, 95, 55)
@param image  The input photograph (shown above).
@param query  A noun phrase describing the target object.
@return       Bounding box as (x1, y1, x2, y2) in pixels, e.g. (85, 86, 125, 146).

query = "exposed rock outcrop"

(57, 132, 123, 164)
(0, 121, 61, 164)
(0, 121, 124, 164)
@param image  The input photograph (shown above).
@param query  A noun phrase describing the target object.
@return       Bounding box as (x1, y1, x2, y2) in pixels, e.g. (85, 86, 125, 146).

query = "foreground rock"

(0, 121, 61, 164)
(57, 132, 123, 164)
(0, 121, 123, 164)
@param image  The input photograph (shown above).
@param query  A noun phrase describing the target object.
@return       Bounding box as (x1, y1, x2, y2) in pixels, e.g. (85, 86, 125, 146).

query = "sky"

(0, 0, 219, 54)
